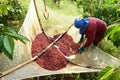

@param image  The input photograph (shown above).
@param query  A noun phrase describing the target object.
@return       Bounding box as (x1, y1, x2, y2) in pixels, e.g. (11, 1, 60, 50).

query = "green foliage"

(80, 72, 98, 80)
(0, 16, 29, 60)
(70, 73, 81, 80)
(76, 0, 92, 12)
(3, 35, 14, 59)
(28, 74, 81, 80)
(104, 23, 120, 47)
(98, 65, 115, 80)
(109, 70, 120, 80)
(93, 6, 120, 25)
(98, 65, 120, 80)
(0, 0, 26, 21)
(99, 39, 120, 59)
(0, 3, 8, 15)
(75, 0, 120, 25)
(0, 0, 29, 59)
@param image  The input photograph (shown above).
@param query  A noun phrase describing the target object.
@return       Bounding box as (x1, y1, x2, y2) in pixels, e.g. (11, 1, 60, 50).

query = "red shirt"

(84, 17, 107, 48)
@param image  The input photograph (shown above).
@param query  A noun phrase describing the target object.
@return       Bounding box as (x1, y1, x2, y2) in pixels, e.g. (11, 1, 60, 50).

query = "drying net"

(0, 0, 120, 80)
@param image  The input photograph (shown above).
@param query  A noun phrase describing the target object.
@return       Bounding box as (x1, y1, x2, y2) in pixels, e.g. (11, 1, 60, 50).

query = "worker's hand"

(78, 42, 83, 47)
(78, 46, 85, 54)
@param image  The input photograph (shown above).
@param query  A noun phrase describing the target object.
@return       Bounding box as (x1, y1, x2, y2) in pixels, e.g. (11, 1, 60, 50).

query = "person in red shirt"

(74, 17, 107, 54)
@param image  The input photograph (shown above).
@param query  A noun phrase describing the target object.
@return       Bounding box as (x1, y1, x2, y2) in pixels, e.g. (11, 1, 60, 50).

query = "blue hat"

(74, 18, 89, 34)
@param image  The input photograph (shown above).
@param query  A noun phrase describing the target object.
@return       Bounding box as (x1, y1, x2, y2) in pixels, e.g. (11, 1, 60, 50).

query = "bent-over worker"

(74, 17, 107, 54)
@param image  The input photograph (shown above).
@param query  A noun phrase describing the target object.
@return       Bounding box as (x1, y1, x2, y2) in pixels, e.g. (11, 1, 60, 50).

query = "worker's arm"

(78, 26, 96, 54)
(79, 34, 84, 43)
(84, 35, 94, 48)
(77, 33, 85, 53)
(78, 32, 95, 54)
(83, 28, 96, 48)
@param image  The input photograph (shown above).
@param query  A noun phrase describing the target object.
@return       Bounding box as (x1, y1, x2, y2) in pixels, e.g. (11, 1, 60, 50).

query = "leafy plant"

(93, 6, 120, 25)
(98, 65, 120, 80)
(98, 65, 115, 80)
(0, 0, 26, 21)
(0, 16, 29, 60)
(80, 72, 98, 80)
(0, 0, 29, 60)
(99, 39, 120, 59)
(109, 70, 120, 80)
(104, 23, 120, 47)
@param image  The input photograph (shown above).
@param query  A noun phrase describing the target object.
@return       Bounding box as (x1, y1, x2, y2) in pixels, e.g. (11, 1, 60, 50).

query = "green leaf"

(112, 30, 120, 41)
(109, 26, 119, 40)
(5, 32, 29, 44)
(3, 35, 14, 56)
(104, 24, 120, 47)
(2, 46, 13, 59)
(8, 27, 17, 34)
(104, 25, 115, 39)
(98, 65, 115, 80)
(109, 70, 120, 80)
